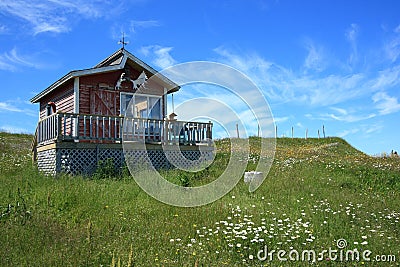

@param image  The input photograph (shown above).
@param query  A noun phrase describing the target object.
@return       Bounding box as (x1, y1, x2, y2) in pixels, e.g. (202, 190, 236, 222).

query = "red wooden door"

(90, 89, 118, 141)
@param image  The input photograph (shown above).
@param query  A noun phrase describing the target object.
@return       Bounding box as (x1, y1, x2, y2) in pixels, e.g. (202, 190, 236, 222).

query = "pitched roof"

(30, 48, 180, 103)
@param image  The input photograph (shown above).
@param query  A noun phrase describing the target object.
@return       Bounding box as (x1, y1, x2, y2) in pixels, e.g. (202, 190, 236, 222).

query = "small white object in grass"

(244, 171, 263, 183)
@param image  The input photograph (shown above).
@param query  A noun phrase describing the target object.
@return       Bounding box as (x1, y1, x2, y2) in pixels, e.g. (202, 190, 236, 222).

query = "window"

(46, 102, 56, 116)
(120, 93, 161, 119)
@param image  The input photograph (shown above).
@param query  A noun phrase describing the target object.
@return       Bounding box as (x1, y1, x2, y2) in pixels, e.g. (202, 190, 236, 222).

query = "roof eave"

(30, 49, 180, 103)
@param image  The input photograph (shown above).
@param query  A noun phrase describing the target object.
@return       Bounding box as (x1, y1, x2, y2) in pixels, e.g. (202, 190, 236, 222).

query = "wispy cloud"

(346, 23, 359, 67)
(139, 45, 177, 69)
(306, 106, 376, 123)
(0, 48, 42, 71)
(214, 46, 371, 106)
(0, 100, 36, 117)
(337, 128, 359, 138)
(0, 24, 7, 34)
(338, 122, 383, 138)
(372, 91, 400, 115)
(385, 24, 400, 63)
(303, 40, 326, 72)
(0, 125, 32, 134)
(130, 20, 160, 33)
(0, 0, 120, 35)
(274, 116, 289, 123)
(214, 46, 400, 112)
(0, 102, 22, 112)
(370, 65, 400, 89)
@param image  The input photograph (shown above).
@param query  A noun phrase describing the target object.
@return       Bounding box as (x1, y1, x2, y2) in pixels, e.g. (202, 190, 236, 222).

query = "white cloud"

(139, 45, 177, 69)
(325, 113, 376, 123)
(303, 40, 325, 72)
(214, 47, 374, 106)
(370, 65, 400, 89)
(130, 20, 160, 33)
(372, 91, 400, 115)
(111, 19, 160, 41)
(338, 128, 359, 138)
(213, 47, 400, 111)
(305, 106, 376, 123)
(365, 123, 383, 134)
(385, 24, 400, 63)
(0, 25, 7, 34)
(0, 102, 22, 112)
(0, 101, 36, 117)
(0, 48, 41, 71)
(274, 117, 289, 123)
(0, 125, 31, 134)
(346, 23, 359, 67)
(0, 0, 120, 35)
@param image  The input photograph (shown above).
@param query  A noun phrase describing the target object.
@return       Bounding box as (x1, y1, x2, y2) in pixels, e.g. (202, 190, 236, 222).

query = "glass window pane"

(135, 95, 147, 118)
(121, 93, 133, 116)
(149, 97, 161, 119)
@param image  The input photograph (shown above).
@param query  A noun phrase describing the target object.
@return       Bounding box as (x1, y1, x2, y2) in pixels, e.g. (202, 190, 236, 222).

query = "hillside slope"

(0, 133, 399, 266)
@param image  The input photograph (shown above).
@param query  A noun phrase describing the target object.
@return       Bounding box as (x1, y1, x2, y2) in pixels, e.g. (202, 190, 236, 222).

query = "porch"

(33, 112, 214, 175)
(35, 112, 213, 147)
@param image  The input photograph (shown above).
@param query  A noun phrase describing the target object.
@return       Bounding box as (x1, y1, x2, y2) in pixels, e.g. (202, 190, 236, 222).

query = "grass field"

(0, 132, 399, 266)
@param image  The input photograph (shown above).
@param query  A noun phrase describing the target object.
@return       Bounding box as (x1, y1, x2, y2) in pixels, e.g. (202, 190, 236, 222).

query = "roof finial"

(118, 32, 128, 50)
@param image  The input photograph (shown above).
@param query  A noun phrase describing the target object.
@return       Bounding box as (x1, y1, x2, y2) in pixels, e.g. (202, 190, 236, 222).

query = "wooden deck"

(35, 112, 213, 147)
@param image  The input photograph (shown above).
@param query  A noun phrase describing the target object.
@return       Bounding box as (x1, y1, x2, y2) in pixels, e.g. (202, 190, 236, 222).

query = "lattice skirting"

(37, 145, 214, 176)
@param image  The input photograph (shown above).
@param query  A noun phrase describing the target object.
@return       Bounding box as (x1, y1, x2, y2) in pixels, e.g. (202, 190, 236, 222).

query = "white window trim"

(120, 92, 162, 119)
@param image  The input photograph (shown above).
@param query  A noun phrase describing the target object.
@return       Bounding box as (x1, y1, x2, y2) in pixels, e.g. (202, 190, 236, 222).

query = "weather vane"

(118, 33, 129, 49)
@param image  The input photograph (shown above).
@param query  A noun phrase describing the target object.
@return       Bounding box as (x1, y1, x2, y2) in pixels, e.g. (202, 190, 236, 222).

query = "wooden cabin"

(30, 49, 213, 175)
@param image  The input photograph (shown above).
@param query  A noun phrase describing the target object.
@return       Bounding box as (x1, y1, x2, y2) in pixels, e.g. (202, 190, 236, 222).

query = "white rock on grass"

(244, 171, 263, 183)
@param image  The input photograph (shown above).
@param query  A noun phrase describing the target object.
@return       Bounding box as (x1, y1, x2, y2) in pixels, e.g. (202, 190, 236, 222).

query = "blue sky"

(0, 0, 399, 155)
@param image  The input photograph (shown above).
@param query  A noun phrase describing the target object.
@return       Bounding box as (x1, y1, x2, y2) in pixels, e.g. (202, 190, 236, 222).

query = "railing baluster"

(89, 116, 93, 138)
(83, 115, 87, 138)
(35, 112, 213, 146)
(119, 117, 122, 140)
(76, 114, 79, 140)
(63, 114, 66, 138)
(69, 114, 73, 137)
(114, 117, 117, 140)
(96, 116, 99, 139)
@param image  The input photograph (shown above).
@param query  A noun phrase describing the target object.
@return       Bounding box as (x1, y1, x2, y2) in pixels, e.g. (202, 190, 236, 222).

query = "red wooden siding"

(39, 79, 74, 120)
(79, 62, 165, 117)
(38, 60, 167, 142)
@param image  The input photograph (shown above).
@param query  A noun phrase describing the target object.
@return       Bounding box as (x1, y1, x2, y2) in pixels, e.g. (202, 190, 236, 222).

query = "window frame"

(120, 92, 162, 119)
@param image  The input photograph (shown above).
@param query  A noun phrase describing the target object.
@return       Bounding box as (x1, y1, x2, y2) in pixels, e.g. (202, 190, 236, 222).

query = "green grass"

(0, 132, 399, 266)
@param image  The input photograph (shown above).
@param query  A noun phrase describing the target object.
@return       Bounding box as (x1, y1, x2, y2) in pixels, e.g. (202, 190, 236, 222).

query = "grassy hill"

(0, 132, 399, 266)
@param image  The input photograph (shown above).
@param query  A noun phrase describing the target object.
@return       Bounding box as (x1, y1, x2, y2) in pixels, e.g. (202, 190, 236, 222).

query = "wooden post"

(236, 123, 239, 138)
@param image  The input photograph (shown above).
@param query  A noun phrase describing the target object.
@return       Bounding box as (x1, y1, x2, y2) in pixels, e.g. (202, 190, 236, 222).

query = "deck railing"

(36, 112, 212, 146)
